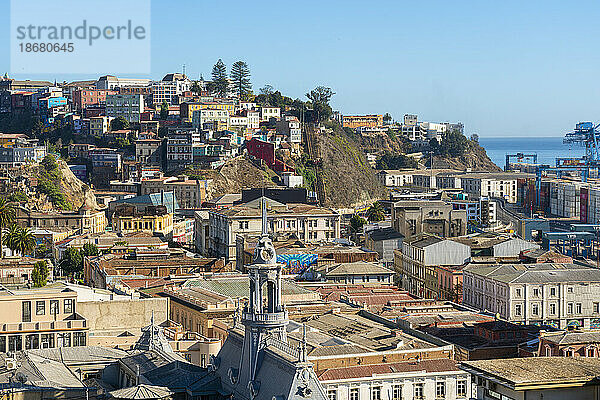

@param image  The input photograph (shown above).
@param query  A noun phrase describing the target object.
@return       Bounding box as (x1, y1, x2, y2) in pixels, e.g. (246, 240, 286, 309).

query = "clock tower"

(240, 198, 289, 385)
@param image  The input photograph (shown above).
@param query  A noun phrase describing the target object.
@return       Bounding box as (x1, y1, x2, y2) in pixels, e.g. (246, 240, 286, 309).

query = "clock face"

(260, 248, 274, 261)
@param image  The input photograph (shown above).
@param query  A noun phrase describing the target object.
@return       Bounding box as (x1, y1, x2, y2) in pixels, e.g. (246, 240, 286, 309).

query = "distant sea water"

(478, 136, 586, 169)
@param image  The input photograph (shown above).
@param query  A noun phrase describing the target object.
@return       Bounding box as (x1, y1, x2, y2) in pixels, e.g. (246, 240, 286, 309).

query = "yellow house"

(180, 102, 236, 122)
(0, 133, 27, 148)
(112, 205, 173, 237)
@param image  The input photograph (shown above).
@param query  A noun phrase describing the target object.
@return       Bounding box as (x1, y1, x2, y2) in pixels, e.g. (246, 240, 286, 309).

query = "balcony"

(242, 311, 288, 325)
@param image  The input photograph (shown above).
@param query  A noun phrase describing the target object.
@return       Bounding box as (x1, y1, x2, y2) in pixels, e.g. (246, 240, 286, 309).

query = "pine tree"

(209, 59, 229, 98)
(230, 61, 252, 100)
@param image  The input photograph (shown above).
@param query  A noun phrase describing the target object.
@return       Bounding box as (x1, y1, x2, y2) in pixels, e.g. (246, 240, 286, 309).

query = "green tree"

(230, 61, 252, 100)
(32, 260, 49, 288)
(383, 113, 392, 125)
(4, 225, 35, 256)
(0, 197, 16, 259)
(60, 247, 83, 277)
(190, 81, 202, 94)
(439, 130, 469, 157)
(209, 59, 229, 98)
(82, 242, 99, 257)
(349, 214, 367, 233)
(111, 116, 129, 131)
(160, 100, 169, 120)
(306, 86, 335, 123)
(366, 202, 385, 222)
(375, 153, 418, 170)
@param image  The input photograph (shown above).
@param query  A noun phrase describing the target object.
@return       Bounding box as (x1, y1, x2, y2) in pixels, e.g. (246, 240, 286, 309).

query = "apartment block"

(106, 94, 144, 123)
(463, 263, 600, 330)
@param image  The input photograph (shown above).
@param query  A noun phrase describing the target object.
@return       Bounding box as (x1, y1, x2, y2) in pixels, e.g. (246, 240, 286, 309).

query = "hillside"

(308, 125, 387, 208)
(431, 141, 502, 172)
(185, 156, 278, 200)
(24, 158, 100, 211)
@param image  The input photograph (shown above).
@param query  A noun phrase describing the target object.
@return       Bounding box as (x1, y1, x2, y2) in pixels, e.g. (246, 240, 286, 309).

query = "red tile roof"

(318, 358, 458, 381)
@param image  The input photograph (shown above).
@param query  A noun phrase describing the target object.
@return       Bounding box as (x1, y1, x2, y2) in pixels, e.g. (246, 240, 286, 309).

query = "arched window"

(587, 346, 596, 358)
(545, 345, 552, 356)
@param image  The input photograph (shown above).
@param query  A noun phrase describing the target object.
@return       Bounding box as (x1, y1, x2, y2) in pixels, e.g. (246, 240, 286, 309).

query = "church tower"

(240, 198, 289, 387)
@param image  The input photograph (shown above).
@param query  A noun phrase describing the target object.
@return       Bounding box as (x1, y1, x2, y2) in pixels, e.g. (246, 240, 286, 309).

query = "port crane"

(505, 153, 538, 171)
(563, 122, 600, 166)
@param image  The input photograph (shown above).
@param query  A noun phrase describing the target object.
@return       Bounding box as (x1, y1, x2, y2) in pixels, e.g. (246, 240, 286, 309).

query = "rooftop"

(460, 357, 600, 389)
(318, 358, 459, 381)
(465, 263, 600, 284)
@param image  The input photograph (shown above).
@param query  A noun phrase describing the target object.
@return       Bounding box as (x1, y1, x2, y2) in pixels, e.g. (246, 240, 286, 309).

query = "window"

(8, 335, 22, 352)
(515, 304, 522, 316)
(57, 332, 71, 347)
(550, 287, 557, 296)
(576, 303, 582, 314)
(568, 286, 574, 293)
(73, 332, 86, 347)
(41, 334, 55, 349)
(515, 288, 522, 297)
(550, 303, 556, 315)
(568, 303, 573, 314)
(327, 389, 337, 400)
(22, 301, 31, 323)
(456, 380, 467, 398)
(533, 288, 540, 297)
(532, 304, 539, 316)
(50, 300, 59, 315)
(414, 383, 424, 399)
(371, 386, 381, 400)
(350, 388, 359, 400)
(64, 299, 74, 314)
(25, 334, 39, 350)
(587, 347, 596, 357)
(594, 303, 599, 314)
(436, 381, 446, 399)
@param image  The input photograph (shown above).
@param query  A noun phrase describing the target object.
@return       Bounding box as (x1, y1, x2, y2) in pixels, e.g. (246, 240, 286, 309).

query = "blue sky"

(2, 0, 600, 137)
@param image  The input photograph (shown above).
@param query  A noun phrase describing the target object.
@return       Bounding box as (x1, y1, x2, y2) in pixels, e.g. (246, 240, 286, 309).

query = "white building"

(152, 73, 191, 105)
(205, 197, 341, 262)
(96, 75, 152, 90)
(260, 106, 281, 121)
(459, 172, 528, 204)
(322, 362, 471, 400)
(463, 263, 600, 330)
(191, 109, 229, 130)
(282, 172, 304, 188)
(276, 115, 302, 143)
(106, 94, 144, 123)
(377, 170, 415, 187)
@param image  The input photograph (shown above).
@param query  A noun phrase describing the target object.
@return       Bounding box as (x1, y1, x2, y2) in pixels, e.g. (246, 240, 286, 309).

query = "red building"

(72, 89, 117, 111)
(246, 138, 294, 172)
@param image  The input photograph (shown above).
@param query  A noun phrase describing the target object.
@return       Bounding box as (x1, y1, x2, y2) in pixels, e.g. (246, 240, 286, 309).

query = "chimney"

(160, 189, 164, 206)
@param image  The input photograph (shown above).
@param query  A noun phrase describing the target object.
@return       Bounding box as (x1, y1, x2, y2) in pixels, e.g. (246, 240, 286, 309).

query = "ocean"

(478, 136, 586, 169)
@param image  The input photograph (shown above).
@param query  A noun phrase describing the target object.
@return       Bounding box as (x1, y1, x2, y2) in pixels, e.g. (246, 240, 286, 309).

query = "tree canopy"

(306, 86, 335, 123)
(375, 153, 418, 170)
(230, 61, 252, 100)
(209, 59, 229, 98)
(111, 116, 129, 131)
(32, 260, 49, 288)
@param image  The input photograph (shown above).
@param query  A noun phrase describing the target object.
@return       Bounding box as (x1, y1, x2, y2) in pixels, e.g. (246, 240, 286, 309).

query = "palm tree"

(4, 225, 35, 257)
(3, 224, 20, 254)
(0, 198, 16, 258)
(366, 201, 385, 222)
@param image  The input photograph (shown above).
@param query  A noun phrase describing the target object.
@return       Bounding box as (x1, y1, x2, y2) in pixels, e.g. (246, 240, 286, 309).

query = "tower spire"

(261, 193, 268, 235)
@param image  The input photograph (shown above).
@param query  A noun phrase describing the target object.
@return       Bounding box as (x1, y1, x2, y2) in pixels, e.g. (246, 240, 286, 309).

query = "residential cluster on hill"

(0, 68, 600, 400)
